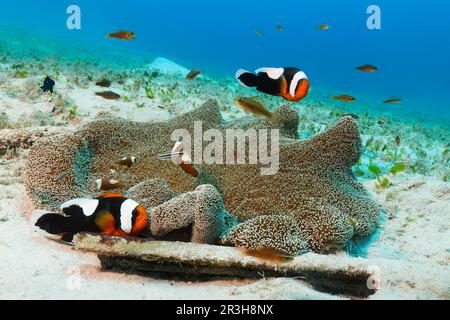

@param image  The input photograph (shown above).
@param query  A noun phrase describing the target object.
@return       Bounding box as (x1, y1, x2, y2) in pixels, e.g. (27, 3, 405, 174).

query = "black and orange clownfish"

(235, 67, 310, 102)
(35, 193, 149, 243)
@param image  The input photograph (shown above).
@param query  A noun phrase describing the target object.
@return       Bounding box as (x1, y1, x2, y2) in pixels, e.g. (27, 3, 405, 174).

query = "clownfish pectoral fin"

(236, 69, 259, 88)
(94, 210, 116, 234)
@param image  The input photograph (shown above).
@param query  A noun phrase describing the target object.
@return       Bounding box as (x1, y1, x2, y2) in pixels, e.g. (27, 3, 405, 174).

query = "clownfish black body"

(236, 67, 310, 102)
(35, 193, 149, 242)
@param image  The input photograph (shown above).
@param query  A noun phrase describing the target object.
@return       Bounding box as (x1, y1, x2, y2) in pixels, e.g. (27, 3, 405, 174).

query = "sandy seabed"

(0, 58, 449, 300)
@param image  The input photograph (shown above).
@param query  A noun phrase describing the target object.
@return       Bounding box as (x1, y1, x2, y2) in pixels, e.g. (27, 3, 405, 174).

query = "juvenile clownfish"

(116, 156, 137, 168)
(157, 140, 199, 178)
(35, 193, 149, 242)
(236, 67, 310, 102)
(96, 178, 125, 191)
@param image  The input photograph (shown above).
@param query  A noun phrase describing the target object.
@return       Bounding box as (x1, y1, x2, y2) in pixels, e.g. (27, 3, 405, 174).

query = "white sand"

(1, 153, 448, 300)
(0, 58, 449, 300)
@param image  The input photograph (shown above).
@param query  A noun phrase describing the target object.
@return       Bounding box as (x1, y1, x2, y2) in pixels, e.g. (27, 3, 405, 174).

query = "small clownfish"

(116, 156, 137, 168)
(157, 140, 199, 178)
(35, 193, 149, 242)
(96, 178, 125, 191)
(236, 67, 310, 102)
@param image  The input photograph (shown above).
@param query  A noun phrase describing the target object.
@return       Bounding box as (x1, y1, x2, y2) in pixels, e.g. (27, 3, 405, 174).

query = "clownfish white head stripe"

(120, 199, 139, 233)
(289, 71, 308, 98)
(255, 67, 284, 80)
(61, 198, 99, 217)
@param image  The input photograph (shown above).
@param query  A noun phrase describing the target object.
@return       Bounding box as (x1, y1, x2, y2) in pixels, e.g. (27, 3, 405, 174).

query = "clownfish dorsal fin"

(255, 67, 284, 80)
(60, 198, 99, 217)
(98, 192, 126, 199)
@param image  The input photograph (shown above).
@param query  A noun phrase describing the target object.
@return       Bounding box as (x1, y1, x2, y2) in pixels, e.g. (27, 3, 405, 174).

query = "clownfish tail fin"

(236, 69, 259, 88)
(35, 213, 86, 236)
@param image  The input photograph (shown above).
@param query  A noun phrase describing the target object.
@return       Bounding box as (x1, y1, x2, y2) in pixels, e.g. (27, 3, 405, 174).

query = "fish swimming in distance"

(105, 30, 136, 41)
(315, 24, 330, 30)
(254, 30, 264, 36)
(356, 64, 378, 73)
(275, 25, 284, 31)
(233, 97, 277, 122)
(41, 76, 55, 93)
(96, 79, 112, 87)
(383, 97, 402, 104)
(35, 193, 149, 242)
(332, 94, 356, 102)
(185, 70, 202, 80)
(95, 91, 121, 100)
(236, 67, 310, 102)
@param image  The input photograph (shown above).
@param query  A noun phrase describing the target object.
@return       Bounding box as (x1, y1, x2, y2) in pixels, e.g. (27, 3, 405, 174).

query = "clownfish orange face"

(236, 67, 310, 102)
(280, 73, 310, 102)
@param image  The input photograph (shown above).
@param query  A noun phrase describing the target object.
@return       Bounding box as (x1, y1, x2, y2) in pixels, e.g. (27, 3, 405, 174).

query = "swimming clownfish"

(35, 193, 149, 243)
(236, 67, 310, 102)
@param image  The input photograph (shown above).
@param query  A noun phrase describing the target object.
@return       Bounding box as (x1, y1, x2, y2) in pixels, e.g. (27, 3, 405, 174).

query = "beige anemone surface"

(25, 99, 382, 254)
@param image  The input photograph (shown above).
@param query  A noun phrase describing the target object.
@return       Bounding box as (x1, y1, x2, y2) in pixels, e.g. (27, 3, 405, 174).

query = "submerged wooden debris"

(74, 233, 379, 297)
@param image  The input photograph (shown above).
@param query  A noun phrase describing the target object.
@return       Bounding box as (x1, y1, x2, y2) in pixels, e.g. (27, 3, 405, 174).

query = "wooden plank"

(74, 233, 378, 297)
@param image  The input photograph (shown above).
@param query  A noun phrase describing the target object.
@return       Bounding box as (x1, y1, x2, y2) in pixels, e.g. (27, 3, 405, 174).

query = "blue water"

(1, 0, 449, 120)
